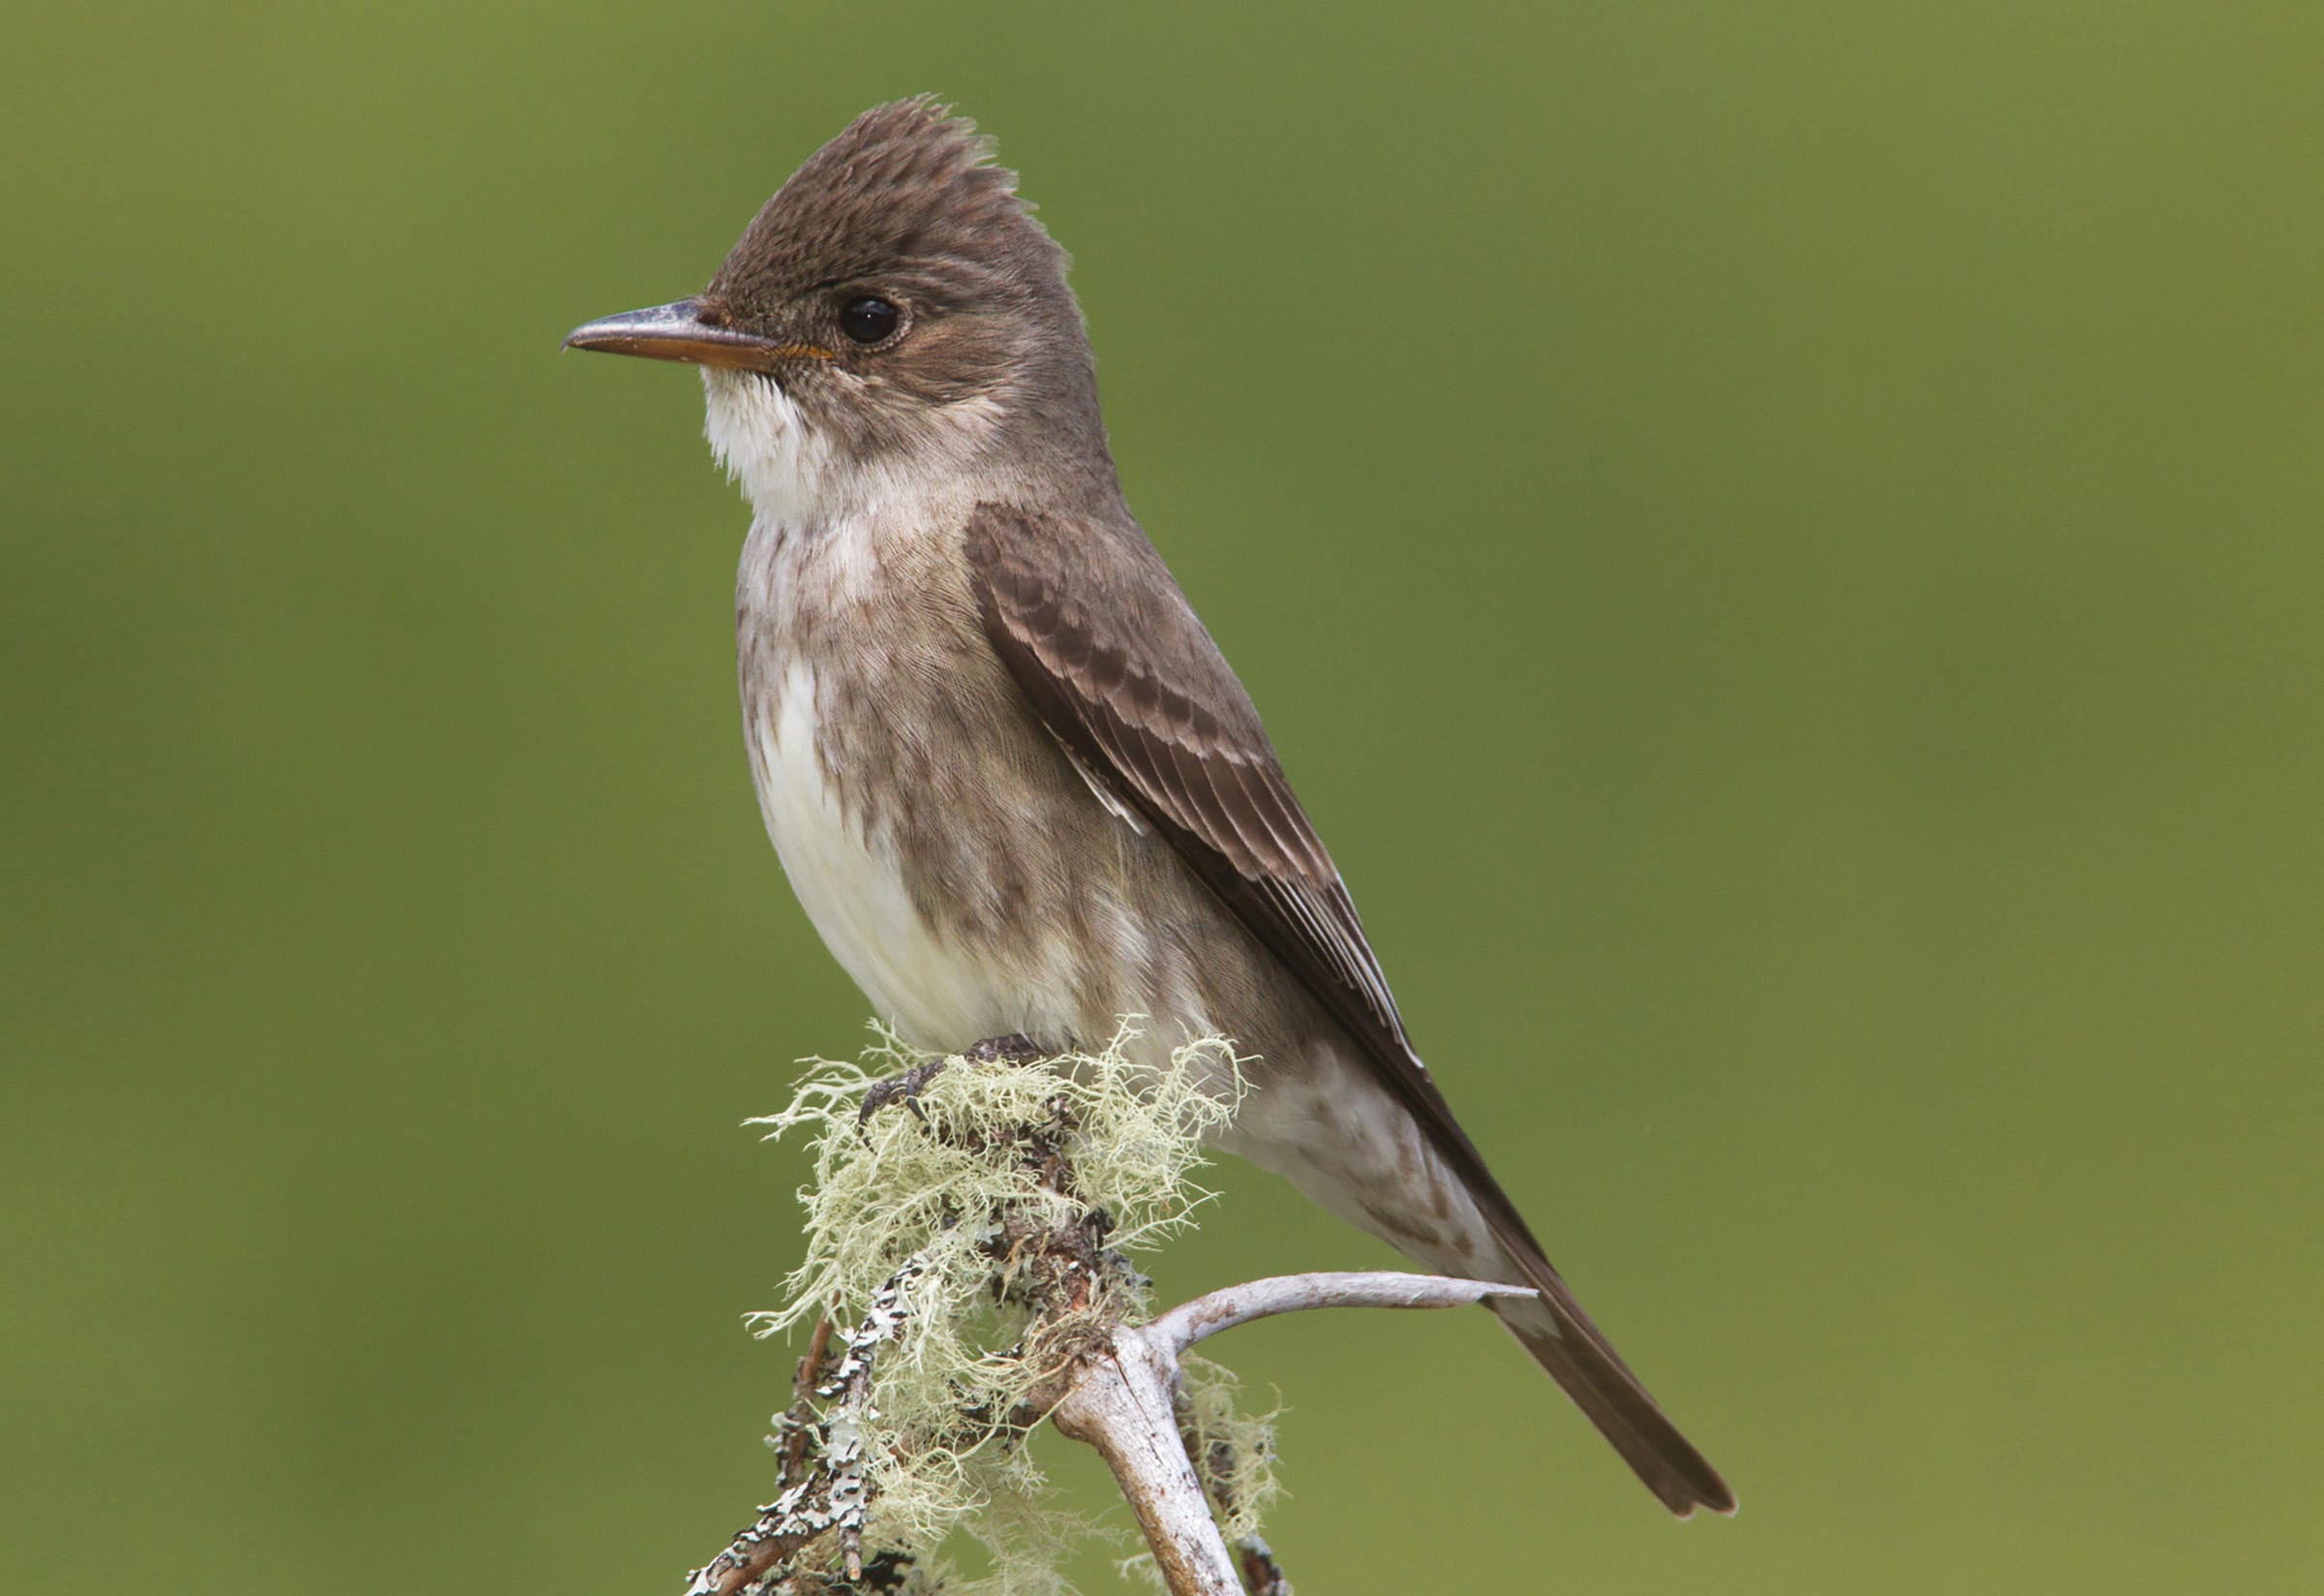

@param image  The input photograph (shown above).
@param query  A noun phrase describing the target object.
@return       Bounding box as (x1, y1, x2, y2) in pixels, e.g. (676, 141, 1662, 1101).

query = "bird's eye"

(838, 295, 902, 345)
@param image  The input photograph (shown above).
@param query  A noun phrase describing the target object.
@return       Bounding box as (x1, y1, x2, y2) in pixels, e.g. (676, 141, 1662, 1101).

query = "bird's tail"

(1489, 1238, 1736, 1518)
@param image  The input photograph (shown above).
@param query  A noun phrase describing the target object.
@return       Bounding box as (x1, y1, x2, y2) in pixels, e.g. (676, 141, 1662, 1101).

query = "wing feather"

(964, 502, 1501, 1194)
(964, 501, 1734, 1518)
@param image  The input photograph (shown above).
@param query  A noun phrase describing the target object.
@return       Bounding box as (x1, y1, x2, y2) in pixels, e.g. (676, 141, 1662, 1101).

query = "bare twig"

(1051, 1328, 1244, 1596)
(1054, 1270, 1528, 1596)
(1149, 1271, 1530, 1357)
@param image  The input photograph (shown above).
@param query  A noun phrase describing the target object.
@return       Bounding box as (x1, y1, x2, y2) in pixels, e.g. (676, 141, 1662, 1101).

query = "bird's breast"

(747, 657, 1023, 1047)
(735, 508, 1282, 1078)
(736, 503, 1137, 1053)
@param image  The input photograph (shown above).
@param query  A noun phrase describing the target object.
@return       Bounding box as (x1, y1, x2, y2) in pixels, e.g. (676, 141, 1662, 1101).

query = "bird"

(565, 97, 1733, 1518)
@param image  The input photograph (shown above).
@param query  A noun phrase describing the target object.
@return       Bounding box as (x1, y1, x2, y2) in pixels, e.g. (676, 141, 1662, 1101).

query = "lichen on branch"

(727, 1022, 1274, 1595)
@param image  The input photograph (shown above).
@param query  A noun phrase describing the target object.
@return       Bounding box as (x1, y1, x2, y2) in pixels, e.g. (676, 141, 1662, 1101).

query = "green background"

(7, 3, 2320, 1591)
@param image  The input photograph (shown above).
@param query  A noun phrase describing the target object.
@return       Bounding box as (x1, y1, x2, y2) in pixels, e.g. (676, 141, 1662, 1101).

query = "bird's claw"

(857, 1060, 949, 1126)
(961, 1032, 1044, 1064)
(856, 1035, 1049, 1129)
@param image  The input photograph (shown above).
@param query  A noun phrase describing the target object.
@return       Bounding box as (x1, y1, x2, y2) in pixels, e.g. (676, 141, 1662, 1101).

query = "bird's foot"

(856, 1035, 1047, 1126)
(961, 1032, 1045, 1064)
(857, 1059, 950, 1126)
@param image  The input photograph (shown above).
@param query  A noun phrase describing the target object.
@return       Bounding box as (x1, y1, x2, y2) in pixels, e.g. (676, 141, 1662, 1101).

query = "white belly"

(749, 660, 1026, 1048)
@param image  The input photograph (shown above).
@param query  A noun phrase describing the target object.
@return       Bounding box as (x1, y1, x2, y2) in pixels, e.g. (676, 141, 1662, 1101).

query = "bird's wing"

(963, 500, 1519, 1232)
(965, 502, 1736, 1519)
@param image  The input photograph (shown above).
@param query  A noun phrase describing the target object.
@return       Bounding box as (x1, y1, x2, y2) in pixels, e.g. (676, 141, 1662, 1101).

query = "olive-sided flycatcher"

(566, 98, 1732, 1518)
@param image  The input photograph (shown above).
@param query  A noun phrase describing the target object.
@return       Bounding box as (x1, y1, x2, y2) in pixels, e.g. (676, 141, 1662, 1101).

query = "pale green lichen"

(1176, 1355, 1282, 1548)
(747, 1022, 1279, 1595)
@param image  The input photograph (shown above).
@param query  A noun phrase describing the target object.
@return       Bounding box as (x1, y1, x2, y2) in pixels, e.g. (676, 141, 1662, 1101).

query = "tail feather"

(1493, 1243, 1736, 1518)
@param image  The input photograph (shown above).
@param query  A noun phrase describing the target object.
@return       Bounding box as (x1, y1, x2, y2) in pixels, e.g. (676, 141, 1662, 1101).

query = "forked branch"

(688, 1034, 1533, 1595)
(1055, 1272, 1532, 1596)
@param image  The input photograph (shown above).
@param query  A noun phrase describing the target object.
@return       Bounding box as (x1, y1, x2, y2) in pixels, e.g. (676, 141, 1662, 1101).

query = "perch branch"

(699, 1040, 1537, 1595)
(1053, 1327, 1243, 1596)
(1055, 1270, 1532, 1596)
(1149, 1271, 1529, 1357)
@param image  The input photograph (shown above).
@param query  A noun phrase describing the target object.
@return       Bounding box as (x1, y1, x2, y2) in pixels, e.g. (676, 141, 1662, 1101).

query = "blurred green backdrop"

(6, 2, 2320, 1591)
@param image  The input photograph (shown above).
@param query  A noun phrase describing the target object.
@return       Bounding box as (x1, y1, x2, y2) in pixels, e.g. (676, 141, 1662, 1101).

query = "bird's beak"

(562, 297, 829, 372)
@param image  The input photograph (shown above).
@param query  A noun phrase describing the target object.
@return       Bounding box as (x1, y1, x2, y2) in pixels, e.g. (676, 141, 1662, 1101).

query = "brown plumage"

(567, 97, 1734, 1518)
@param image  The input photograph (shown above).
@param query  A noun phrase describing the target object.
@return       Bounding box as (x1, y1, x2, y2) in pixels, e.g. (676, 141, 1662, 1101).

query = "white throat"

(702, 368, 1015, 534)
(701, 368, 838, 528)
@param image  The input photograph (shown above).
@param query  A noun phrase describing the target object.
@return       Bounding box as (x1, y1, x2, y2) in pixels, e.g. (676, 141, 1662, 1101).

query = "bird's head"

(566, 98, 1109, 520)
